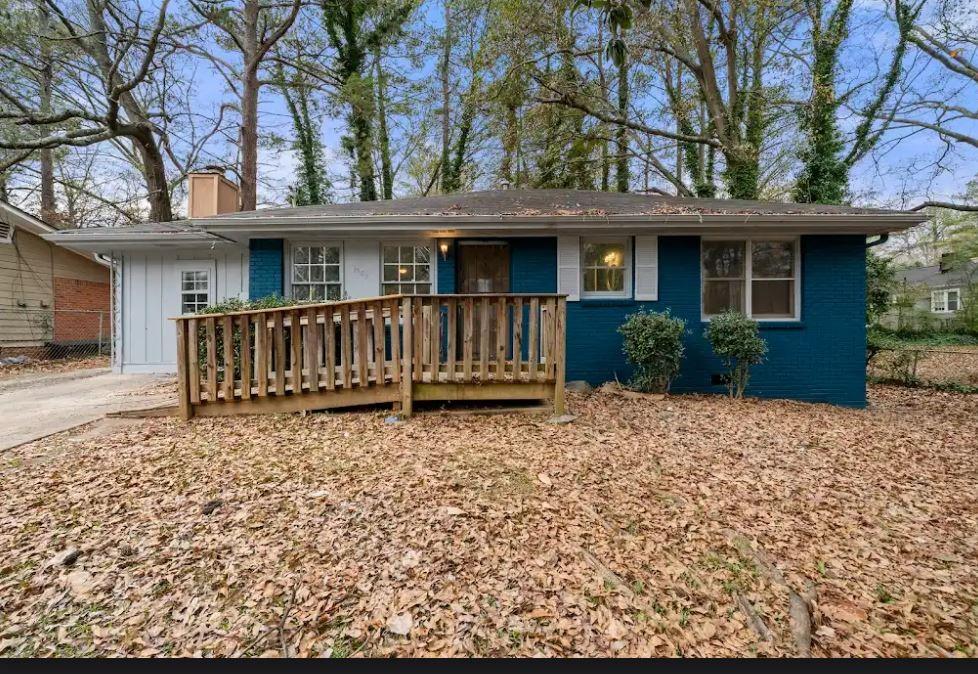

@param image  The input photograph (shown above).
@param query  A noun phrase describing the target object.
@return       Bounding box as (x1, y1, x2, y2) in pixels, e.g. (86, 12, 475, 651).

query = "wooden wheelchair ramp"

(173, 294, 567, 419)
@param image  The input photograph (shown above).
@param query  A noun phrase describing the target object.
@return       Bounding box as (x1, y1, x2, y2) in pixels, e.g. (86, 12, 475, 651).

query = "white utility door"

(162, 260, 217, 365)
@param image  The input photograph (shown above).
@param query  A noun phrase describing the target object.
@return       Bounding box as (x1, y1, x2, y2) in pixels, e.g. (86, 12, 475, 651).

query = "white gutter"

(193, 212, 926, 228)
(42, 211, 929, 249)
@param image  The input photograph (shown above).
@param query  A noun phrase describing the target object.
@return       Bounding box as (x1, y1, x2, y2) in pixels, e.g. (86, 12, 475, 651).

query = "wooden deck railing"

(173, 294, 566, 419)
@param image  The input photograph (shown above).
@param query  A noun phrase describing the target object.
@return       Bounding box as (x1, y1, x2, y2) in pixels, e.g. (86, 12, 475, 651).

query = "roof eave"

(194, 212, 927, 235)
(40, 212, 928, 249)
(42, 231, 225, 250)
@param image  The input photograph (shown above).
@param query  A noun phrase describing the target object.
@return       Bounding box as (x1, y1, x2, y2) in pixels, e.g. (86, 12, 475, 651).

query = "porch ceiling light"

(439, 240, 450, 260)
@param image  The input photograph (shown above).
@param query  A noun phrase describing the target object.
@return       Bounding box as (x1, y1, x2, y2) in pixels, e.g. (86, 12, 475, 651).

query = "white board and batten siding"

(117, 248, 248, 373)
(557, 235, 658, 301)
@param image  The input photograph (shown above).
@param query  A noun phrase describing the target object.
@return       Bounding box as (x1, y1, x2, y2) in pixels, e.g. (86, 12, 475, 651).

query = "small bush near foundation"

(704, 310, 767, 398)
(619, 310, 687, 393)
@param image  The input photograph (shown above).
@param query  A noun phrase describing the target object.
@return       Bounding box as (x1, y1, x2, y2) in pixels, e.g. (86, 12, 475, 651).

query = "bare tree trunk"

(675, 72, 683, 191)
(597, 20, 610, 191)
(240, 67, 259, 211)
(615, 33, 629, 193)
(439, 0, 452, 193)
(132, 126, 174, 223)
(38, 3, 57, 223)
(86, 0, 174, 221)
(375, 57, 393, 200)
(239, 0, 260, 212)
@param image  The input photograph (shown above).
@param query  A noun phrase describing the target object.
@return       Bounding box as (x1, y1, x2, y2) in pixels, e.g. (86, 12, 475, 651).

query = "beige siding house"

(1, 201, 109, 352)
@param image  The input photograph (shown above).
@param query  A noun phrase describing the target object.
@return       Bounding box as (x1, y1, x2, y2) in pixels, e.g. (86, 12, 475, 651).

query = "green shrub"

(866, 251, 895, 325)
(194, 296, 306, 376)
(196, 295, 302, 315)
(704, 310, 767, 398)
(952, 284, 978, 335)
(867, 326, 900, 365)
(870, 326, 978, 347)
(618, 309, 687, 393)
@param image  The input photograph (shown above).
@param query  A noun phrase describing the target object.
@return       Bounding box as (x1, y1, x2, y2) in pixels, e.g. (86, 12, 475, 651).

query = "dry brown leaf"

(0, 384, 975, 657)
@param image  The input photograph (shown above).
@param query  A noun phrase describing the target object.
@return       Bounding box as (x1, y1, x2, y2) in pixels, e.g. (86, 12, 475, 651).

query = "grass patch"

(871, 330, 978, 348)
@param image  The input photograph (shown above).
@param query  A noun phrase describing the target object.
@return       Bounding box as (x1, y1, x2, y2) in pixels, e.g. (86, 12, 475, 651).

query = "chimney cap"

(194, 164, 227, 175)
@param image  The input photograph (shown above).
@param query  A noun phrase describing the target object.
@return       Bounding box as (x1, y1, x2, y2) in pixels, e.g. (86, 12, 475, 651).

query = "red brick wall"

(53, 277, 110, 343)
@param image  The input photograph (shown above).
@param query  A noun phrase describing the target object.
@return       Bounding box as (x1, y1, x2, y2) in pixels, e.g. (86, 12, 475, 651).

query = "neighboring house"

(47, 177, 925, 406)
(884, 255, 976, 330)
(1, 201, 110, 357)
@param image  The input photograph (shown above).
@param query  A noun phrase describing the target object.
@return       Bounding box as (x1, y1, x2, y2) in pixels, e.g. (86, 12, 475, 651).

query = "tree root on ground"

(724, 529, 814, 657)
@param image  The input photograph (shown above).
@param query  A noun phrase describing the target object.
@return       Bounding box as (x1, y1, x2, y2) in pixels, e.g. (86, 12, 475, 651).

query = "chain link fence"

(868, 346, 978, 389)
(0, 307, 110, 375)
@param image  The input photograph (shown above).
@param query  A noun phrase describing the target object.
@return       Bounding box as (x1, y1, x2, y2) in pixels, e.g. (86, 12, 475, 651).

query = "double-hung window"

(292, 244, 342, 301)
(702, 238, 799, 319)
(932, 288, 961, 313)
(382, 244, 432, 294)
(180, 270, 210, 314)
(581, 238, 631, 298)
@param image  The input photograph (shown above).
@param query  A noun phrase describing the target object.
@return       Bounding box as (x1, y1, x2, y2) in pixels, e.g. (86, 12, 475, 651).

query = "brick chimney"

(187, 166, 240, 218)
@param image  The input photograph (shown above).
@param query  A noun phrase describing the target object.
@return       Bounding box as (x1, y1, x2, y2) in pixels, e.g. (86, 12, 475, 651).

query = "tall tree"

(438, 0, 452, 192)
(892, 0, 978, 212)
(36, 2, 56, 221)
(0, 0, 178, 221)
(374, 53, 394, 200)
(190, 0, 302, 211)
(793, 0, 916, 204)
(321, 0, 413, 202)
(614, 21, 629, 192)
(275, 62, 330, 206)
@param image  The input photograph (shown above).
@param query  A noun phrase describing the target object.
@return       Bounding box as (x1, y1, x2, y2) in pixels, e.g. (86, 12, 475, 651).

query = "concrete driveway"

(0, 369, 175, 451)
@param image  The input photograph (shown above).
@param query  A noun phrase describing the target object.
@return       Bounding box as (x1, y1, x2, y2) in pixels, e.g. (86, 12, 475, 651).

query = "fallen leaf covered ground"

(0, 356, 109, 381)
(1, 385, 976, 657)
(870, 345, 978, 386)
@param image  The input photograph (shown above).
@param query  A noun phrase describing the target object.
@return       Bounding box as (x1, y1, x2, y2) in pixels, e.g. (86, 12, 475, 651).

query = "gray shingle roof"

(896, 261, 978, 288)
(44, 189, 927, 248)
(205, 189, 912, 220)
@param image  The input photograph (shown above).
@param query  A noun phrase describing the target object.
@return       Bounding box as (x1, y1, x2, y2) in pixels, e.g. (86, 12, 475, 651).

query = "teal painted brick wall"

(437, 241, 456, 294)
(436, 235, 868, 407)
(249, 239, 284, 299)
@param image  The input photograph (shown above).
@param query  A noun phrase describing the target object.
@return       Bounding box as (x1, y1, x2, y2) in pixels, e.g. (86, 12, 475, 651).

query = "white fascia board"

(195, 213, 927, 237)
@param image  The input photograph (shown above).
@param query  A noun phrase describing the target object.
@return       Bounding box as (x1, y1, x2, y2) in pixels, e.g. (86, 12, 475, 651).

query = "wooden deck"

(172, 294, 567, 419)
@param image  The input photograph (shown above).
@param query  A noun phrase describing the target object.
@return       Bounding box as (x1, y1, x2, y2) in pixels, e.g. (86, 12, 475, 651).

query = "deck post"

(552, 297, 567, 416)
(175, 319, 193, 420)
(400, 296, 414, 417)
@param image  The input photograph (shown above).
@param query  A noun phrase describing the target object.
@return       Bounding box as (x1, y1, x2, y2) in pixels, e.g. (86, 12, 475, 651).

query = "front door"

(456, 243, 510, 359)
(456, 243, 510, 293)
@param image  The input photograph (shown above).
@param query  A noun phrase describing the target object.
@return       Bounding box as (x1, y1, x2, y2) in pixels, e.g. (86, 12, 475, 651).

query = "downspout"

(866, 233, 889, 248)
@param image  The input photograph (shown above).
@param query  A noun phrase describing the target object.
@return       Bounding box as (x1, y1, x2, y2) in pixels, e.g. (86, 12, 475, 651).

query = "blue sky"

(11, 0, 976, 214)
(232, 0, 974, 210)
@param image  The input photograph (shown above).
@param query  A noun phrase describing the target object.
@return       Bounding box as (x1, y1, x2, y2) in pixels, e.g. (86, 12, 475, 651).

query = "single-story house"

(882, 254, 975, 330)
(46, 179, 926, 407)
(1, 200, 110, 357)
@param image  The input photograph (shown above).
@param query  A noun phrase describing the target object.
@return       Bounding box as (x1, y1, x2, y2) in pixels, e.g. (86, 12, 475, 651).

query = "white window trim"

(580, 236, 633, 299)
(379, 241, 436, 295)
(286, 241, 344, 301)
(701, 237, 802, 321)
(173, 260, 216, 315)
(931, 288, 961, 313)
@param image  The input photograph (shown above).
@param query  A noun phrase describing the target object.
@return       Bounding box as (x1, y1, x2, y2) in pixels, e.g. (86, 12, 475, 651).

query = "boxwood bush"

(704, 310, 767, 398)
(618, 309, 687, 393)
